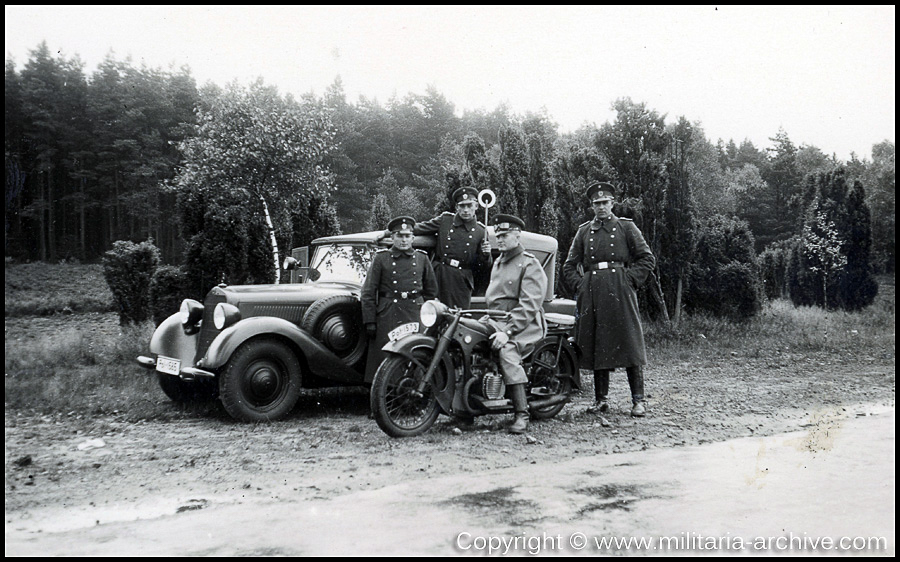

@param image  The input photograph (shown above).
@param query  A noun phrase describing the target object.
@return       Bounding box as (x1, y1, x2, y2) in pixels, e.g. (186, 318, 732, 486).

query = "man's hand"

(377, 229, 391, 241)
(366, 323, 377, 338)
(489, 331, 509, 350)
(481, 240, 492, 254)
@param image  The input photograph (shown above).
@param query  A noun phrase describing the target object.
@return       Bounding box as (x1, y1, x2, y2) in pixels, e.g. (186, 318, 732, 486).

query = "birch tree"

(175, 80, 336, 284)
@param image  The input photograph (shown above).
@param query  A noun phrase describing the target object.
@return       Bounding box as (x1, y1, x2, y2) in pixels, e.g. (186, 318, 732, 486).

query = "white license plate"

(156, 356, 181, 376)
(388, 322, 419, 341)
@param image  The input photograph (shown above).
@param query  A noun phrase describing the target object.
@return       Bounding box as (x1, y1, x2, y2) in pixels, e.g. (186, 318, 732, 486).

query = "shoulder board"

(618, 217, 634, 222)
(523, 251, 537, 260)
(578, 220, 592, 229)
(441, 211, 455, 217)
(375, 248, 389, 253)
(415, 249, 428, 255)
(476, 220, 486, 228)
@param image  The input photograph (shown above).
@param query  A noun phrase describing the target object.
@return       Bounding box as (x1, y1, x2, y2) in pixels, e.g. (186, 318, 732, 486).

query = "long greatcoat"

(413, 212, 492, 308)
(360, 247, 438, 382)
(562, 215, 655, 370)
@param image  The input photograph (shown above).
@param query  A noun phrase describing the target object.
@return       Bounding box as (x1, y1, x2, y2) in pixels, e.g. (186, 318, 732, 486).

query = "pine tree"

(839, 180, 878, 309)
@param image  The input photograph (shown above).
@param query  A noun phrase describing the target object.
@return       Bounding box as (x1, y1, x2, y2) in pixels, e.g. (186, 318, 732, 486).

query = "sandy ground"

(5, 403, 894, 556)
(5, 312, 896, 556)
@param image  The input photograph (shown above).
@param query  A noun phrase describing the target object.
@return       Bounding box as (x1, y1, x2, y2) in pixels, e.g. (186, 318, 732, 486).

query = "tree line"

(6, 42, 895, 317)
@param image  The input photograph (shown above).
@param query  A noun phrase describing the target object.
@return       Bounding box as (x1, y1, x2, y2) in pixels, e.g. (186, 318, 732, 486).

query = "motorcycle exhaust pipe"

(529, 394, 569, 409)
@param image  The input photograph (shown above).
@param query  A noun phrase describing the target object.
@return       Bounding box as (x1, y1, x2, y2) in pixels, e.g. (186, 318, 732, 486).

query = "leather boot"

(508, 384, 529, 434)
(626, 366, 646, 417)
(591, 370, 610, 413)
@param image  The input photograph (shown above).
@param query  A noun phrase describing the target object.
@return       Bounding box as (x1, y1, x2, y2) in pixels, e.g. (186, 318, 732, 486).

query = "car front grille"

(195, 293, 226, 363)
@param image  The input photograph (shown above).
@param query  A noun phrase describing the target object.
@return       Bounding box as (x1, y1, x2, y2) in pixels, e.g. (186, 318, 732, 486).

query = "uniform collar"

(390, 247, 416, 257)
(453, 214, 477, 230)
(590, 214, 619, 231)
(499, 244, 524, 262)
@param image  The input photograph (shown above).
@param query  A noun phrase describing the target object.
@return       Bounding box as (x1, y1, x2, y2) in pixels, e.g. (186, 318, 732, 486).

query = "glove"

(366, 323, 377, 338)
(489, 330, 510, 350)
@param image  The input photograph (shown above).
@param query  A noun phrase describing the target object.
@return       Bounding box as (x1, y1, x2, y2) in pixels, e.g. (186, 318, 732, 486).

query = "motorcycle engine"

(481, 373, 506, 401)
(470, 353, 505, 400)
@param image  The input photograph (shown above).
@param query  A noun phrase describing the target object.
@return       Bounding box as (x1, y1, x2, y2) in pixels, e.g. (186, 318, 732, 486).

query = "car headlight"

(213, 303, 241, 330)
(180, 299, 204, 334)
(420, 300, 447, 327)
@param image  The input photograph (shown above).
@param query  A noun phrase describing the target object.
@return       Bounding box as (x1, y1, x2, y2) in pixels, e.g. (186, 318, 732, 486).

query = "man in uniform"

(411, 186, 493, 308)
(480, 214, 548, 434)
(361, 216, 438, 382)
(562, 182, 656, 417)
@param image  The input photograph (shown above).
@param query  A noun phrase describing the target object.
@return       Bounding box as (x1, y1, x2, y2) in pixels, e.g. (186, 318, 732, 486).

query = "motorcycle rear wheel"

(528, 342, 575, 420)
(370, 350, 443, 438)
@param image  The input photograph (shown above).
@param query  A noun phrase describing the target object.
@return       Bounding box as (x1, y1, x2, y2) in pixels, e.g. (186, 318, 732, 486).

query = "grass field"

(5, 261, 114, 317)
(4, 262, 895, 418)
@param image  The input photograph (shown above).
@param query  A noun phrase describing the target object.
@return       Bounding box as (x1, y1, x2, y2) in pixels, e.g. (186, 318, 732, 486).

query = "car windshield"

(309, 243, 375, 284)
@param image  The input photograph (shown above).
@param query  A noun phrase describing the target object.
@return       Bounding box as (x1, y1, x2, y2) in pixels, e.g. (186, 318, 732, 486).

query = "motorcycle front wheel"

(370, 350, 443, 438)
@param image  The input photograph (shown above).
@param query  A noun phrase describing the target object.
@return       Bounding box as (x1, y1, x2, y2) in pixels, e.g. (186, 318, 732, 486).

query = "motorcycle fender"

(379, 334, 438, 371)
(381, 334, 456, 413)
(202, 316, 363, 385)
(538, 334, 582, 389)
(148, 313, 200, 367)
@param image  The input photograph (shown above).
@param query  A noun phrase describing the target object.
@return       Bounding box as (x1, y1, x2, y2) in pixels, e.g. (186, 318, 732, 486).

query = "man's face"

(391, 231, 414, 251)
(592, 199, 613, 220)
(456, 200, 477, 221)
(496, 230, 521, 252)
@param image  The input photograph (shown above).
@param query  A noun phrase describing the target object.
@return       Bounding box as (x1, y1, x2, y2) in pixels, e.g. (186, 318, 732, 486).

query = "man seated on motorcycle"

(480, 214, 548, 434)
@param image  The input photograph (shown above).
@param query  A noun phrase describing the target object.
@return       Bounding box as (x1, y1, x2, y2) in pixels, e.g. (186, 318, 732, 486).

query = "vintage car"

(136, 227, 577, 422)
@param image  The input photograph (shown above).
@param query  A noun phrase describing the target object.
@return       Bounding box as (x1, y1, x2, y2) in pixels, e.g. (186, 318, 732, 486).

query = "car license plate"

(388, 322, 419, 341)
(156, 356, 180, 376)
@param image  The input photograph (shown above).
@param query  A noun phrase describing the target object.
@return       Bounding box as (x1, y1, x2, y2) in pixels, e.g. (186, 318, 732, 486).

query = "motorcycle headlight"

(179, 299, 204, 334)
(420, 300, 447, 327)
(213, 303, 241, 330)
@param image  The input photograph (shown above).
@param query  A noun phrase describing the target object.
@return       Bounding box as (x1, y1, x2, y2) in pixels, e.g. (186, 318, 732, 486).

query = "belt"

(379, 290, 421, 299)
(586, 261, 625, 271)
(440, 257, 470, 269)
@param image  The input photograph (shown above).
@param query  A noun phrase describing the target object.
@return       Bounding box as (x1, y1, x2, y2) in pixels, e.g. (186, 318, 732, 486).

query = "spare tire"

(300, 294, 367, 367)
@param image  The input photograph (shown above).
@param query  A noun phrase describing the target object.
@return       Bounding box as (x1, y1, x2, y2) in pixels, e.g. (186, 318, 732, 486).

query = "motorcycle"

(370, 300, 580, 437)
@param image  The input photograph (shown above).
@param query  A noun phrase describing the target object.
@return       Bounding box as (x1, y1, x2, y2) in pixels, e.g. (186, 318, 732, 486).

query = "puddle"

(443, 486, 540, 525)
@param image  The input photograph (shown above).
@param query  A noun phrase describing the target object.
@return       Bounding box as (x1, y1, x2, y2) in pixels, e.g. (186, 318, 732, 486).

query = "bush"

(102, 240, 160, 325)
(149, 265, 190, 326)
(685, 215, 762, 320)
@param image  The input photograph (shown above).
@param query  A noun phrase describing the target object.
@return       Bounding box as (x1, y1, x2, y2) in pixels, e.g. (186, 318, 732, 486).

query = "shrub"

(685, 215, 762, 320)
(149, 265, 190, 326)
(102, 240, 160, 325)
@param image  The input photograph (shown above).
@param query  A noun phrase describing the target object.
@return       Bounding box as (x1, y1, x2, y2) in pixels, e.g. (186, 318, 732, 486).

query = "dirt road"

(5, 402, 894, 556)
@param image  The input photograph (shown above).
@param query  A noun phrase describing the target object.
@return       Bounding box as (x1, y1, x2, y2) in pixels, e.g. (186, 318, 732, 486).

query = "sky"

(5, 5, 895, 161)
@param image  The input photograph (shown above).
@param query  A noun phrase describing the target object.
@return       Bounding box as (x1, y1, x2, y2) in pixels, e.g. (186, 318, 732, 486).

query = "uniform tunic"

(360, 247, 438, 382)
(562, 215, 655, 370)
(482, 244, 548, 384)
(413, 212, 492, 308)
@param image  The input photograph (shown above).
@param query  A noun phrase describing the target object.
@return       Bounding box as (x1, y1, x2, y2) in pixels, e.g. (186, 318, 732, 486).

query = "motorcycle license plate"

(388, 322, 419, 341)
(156, 356, 180, 376)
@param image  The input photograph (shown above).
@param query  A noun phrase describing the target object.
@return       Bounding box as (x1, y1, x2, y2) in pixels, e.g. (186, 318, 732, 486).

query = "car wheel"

(157, 373, 217, 403)
(300, 295, 366, 367)
(218, 338, 302, 422)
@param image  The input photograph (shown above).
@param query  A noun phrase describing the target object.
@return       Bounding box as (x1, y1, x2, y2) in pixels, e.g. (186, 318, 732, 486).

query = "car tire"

(219, 338, 302, 422)
(300, 295, 367, 367)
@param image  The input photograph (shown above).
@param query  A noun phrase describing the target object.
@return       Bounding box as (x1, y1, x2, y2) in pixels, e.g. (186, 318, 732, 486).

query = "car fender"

(149, 312, 201, 366)
(202, 316, 362, 384)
